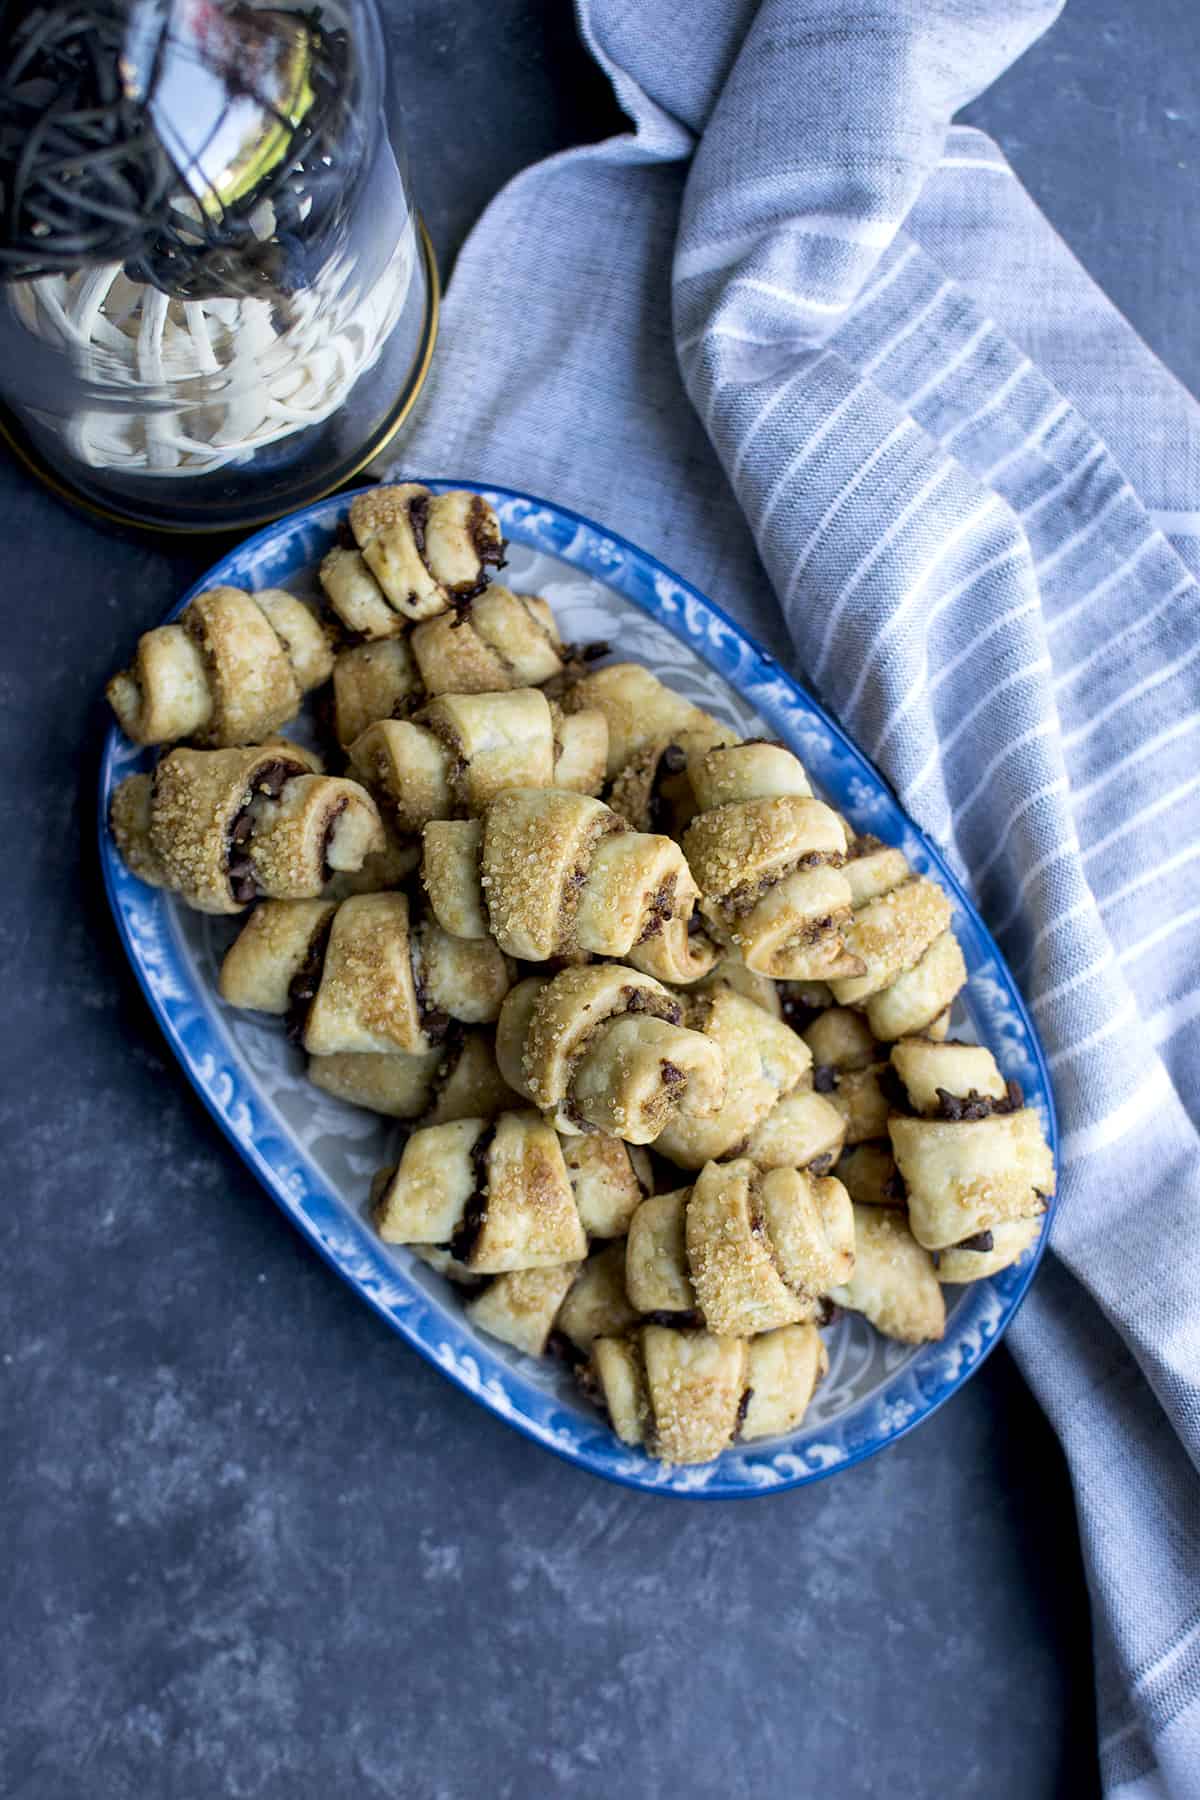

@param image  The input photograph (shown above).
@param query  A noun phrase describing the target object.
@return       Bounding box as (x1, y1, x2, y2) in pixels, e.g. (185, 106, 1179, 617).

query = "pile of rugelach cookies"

(107, 482, 1055, 1465)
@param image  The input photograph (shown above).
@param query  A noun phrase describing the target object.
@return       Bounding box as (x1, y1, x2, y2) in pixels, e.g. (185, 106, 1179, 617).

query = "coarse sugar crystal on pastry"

(218, 891, 514, 1057)
(411, 586, 568, 696)
(828, 838, 964, 1037)
(320, 485, 505, 637)
(421, 787, 717, 982)
(886, 1038, 1054, 1252)
(495, 965, 727, 1145)
(585, 1320, 827, 1465)
(651, 981, 814, 1168)
(677, 1159, 855, 1337)
(110, 743, 384, 914)
(372, 1110, 588, 1273)
(349, 688, 607, 831)
(624, 1164, 854, 1336)
(828, 1204, 945, 1344)
(682, 741, 864, 982)
(107, 585, 333, 749)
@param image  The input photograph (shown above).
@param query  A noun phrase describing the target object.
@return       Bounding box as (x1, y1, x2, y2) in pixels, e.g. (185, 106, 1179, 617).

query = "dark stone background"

(5, 4, 1198, 1795)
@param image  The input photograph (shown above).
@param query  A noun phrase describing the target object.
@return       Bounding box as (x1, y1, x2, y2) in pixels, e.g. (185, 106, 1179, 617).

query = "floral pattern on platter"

(98, 479, 1057, 1498)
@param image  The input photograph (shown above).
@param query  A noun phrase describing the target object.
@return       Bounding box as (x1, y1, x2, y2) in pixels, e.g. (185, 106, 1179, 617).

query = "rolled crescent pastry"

(107, 585, 333, 748)
(934, 1215, 1043, 1284)
(421, 788, 717, 982)
(828, 839, 961, 1027)
(560, 1134, 650, 1240)
(829, 1205, 945, 1343)
(464, 1263, 583, 1357)
(682, 743, 864, 982)
(887, 1039, 1054, 1251)
(676, 1152, 852, 1339)
(495, 966, 726, 1144)
(372, 1110, 588, 1272)
(652, 982, 814, 1168)
(319, 485, 504, 636)
(587, 1321, 826, 1464)
(219, 891, 514, 1056)
(411, 587, 567, 696)
(110, 744, 384, 915)
(350, 688, 607, 831)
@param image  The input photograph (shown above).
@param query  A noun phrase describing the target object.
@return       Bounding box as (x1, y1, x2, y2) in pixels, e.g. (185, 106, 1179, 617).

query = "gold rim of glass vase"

(0, 217, 441, 537)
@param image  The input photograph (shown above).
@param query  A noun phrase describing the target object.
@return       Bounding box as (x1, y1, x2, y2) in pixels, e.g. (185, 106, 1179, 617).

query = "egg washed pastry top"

(319, 485, 505, 637)
(107, 585, 334, 749)
(110, 745, 384, 915)
(421, 787, 717, 984)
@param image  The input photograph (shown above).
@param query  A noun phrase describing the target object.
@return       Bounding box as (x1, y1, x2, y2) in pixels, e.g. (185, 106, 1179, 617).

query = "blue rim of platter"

(98, 479, 1058, 1498)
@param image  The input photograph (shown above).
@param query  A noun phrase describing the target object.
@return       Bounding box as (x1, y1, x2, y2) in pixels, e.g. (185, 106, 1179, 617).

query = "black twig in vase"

(0, 0, 358, 300)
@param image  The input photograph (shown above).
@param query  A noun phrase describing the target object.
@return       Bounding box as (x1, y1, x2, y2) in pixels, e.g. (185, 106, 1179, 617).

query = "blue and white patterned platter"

(98, 480, 1057, 1497)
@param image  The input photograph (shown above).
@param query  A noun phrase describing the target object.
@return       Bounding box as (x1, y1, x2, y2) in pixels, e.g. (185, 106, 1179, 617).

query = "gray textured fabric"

(393, 4, 1200, 1789)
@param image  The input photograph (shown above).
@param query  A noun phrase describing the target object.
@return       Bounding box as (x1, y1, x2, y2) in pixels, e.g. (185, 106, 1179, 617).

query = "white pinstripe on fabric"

(399, 1, 1200, 1785)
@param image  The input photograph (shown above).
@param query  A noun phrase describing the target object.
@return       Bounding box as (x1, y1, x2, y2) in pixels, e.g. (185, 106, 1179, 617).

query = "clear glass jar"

(0, 0, 436, 531)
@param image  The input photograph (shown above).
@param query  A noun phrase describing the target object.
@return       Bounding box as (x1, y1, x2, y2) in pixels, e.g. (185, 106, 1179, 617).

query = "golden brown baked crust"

(330, 638, 421, 748)
(624, 1189, 697, 1318)
(934, 1215, 1042, 1284)
(339, 484, 504, 628)
(587, 1319, 827, 1463)
(421, 787, 714, 979)
(306, 1029, 517, 1124)
(118, 743, 384, 915)
(887, 1039, 1054, 1250)
(411, 587, 565, 696)
(743, 1085, 847, 1173)
(349, 690, 608, 832)
(741, 1324, 828, 1443)
(560, 1134, 649, 1240)
(563, 663, 732, 780)
(220, 892, 513, 1056)
(106, 586, 332, 749)
(373, 1109, 587, 1273)
(683, 745, 863, 981)
(653, 983, 812, 1168)
(829, 840, 956, 1011)
(108, 773, 170, 888)
(683, 1160, 853, 1336)
(890, 1110, 1053, 1251)
(498, 964, 726, 1143)
(466, 1264, 581, 1356)
(829, 1205, 945, 1343)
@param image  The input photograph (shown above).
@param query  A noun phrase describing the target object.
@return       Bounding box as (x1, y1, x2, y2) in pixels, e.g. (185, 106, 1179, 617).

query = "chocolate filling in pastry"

(447, 1123, 497, 1263)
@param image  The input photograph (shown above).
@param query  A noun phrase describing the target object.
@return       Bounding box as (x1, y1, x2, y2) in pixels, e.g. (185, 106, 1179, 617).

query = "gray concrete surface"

(6, 2, 1199, 1794)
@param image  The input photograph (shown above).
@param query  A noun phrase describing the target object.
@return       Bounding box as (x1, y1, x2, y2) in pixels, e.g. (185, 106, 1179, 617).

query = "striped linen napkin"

(396, 3, 1200, 1789)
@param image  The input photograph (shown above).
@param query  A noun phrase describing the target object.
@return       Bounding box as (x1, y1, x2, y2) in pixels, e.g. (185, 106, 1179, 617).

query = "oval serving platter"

(99, 480, 1056, 1497)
